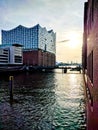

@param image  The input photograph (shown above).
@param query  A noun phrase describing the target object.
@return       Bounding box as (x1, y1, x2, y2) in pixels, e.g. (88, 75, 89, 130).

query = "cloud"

(0, 0, 85, 30)
(0, 0, 86, 62)
(57, 40, 70, 43)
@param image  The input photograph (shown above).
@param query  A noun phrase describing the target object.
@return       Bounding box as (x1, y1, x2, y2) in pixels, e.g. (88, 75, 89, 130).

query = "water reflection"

(0, 71, 86, 130)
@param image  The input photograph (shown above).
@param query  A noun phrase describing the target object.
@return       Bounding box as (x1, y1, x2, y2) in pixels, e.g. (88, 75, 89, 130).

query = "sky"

(0, 0, 87, 63)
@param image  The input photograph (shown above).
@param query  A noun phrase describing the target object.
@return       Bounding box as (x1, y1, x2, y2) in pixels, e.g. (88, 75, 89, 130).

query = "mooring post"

(9, 76, 14, 101)
(64, 68, 67, 73)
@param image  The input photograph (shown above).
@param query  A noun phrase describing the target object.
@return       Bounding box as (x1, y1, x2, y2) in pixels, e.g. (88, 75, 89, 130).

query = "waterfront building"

(82, 0, 98, 129)
(1, 24, 56, 67)
(0, 47, 9, 64)
(0, 44, 23, 65)
(82, 2, 88, 73)
(23, 49, 55, 67)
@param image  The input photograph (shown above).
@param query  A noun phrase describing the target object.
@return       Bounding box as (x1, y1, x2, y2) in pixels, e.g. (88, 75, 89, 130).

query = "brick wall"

(23, 50, 56, 67)
(83, 0, 98, 129)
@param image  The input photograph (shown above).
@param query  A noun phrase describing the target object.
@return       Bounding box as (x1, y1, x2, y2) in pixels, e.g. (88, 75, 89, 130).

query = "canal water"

(0, 70, 86, 130)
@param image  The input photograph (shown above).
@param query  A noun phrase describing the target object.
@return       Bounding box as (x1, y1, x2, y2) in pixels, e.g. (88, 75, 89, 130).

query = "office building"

(0, 47, 9, 64)
(0, 44, 23, 65)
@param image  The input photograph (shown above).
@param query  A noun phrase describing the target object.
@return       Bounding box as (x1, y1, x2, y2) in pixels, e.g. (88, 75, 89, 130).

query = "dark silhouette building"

(82, 0, 98, 129)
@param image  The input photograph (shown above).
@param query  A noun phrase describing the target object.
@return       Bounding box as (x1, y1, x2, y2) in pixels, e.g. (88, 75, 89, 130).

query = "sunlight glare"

(67, 32, 81, 48)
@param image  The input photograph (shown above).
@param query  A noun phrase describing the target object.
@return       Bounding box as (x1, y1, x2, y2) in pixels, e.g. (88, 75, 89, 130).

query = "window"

(88, 51, 93, 83)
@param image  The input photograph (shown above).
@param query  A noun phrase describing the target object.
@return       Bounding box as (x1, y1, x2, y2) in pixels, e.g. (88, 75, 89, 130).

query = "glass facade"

(2, 24, 56, 54)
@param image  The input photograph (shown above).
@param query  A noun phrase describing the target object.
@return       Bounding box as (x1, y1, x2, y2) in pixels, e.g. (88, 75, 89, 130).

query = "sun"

(67, 31, 81, 48)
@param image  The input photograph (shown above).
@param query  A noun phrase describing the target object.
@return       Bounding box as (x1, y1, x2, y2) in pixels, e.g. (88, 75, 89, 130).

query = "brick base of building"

(23, 49, 56, 67)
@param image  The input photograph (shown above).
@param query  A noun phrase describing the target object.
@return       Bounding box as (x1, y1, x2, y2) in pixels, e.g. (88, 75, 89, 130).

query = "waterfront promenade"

(0, 70, 86, 130)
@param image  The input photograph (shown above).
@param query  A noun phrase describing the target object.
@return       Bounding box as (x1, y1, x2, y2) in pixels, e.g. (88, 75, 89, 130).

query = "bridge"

(0, 65, 82, 74)
(24, 65, 82, 73)
(54, 65, 82, 73)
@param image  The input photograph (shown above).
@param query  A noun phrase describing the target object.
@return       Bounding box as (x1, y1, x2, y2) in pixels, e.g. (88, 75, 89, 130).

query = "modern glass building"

(2, 24, 56, 54)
